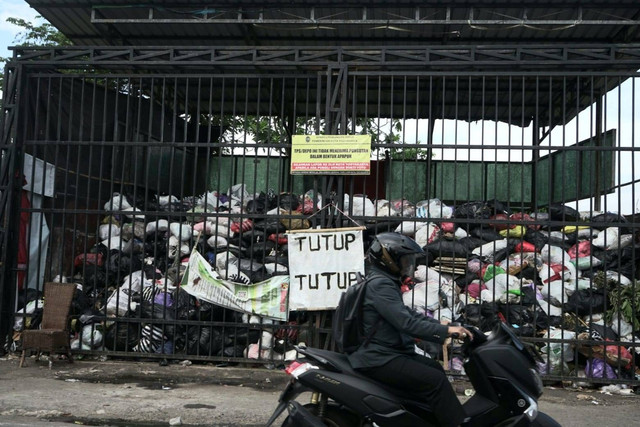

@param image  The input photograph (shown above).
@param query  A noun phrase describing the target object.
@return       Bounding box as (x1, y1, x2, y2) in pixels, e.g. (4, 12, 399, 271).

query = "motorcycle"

(266, 322, 561, 426)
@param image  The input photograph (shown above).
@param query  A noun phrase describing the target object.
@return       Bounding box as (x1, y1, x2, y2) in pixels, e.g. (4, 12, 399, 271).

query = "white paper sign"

(287, 228, 365, 310)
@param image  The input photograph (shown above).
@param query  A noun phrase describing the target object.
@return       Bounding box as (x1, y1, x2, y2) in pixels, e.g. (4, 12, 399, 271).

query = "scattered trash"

(600, 384, 635, 395)
(169, 416, 183, 426)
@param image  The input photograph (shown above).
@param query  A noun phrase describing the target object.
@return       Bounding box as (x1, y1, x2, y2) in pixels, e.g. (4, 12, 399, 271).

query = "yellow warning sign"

(290, 135, 371, 175)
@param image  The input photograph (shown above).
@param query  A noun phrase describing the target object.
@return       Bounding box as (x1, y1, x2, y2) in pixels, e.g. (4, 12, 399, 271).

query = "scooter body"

(266, 323, 562, 427)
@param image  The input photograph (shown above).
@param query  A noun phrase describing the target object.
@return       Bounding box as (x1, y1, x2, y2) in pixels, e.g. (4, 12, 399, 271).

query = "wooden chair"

(19, 282, 76, 368)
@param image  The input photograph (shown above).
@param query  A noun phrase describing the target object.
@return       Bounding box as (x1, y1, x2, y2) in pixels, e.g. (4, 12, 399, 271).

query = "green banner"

(180, 250, 289, 321)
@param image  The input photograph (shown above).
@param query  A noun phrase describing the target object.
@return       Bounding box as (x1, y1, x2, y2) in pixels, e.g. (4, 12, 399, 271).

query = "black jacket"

(348, 266, 449, 369)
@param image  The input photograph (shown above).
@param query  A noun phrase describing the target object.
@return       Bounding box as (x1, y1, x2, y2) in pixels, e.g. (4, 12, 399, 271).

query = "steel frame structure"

(1, 43, 640, 385)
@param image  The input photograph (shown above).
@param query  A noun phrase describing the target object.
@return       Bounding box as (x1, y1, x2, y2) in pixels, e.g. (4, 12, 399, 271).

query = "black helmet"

(368, 232, 424, 277)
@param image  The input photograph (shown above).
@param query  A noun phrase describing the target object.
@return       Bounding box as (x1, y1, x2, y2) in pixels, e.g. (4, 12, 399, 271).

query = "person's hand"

(447, 325, 474, 341)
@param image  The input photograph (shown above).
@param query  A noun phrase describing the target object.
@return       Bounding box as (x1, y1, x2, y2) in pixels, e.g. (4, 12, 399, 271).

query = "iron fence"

(1, 46, 640, 385)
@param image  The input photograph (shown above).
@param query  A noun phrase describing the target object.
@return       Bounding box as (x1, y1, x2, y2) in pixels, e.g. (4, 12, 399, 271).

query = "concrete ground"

(0, 353, 639, 426)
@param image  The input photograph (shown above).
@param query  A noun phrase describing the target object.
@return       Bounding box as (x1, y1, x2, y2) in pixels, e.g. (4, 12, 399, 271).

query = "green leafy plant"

(1, 16, 72, 92)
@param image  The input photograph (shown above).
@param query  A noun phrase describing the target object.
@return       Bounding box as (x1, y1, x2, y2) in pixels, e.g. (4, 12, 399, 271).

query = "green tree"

(1, 16, 71, 92)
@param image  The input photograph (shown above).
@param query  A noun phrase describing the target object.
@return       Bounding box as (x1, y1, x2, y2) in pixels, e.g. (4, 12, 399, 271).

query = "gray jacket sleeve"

(367, 279, 450, 344)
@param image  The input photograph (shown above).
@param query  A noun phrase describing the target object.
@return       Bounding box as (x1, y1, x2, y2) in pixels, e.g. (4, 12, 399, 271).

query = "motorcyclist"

(348, 232, 472, 427)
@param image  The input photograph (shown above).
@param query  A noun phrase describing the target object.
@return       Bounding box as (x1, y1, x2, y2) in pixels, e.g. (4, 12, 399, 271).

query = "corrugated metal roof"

(24, 1, 640, 47)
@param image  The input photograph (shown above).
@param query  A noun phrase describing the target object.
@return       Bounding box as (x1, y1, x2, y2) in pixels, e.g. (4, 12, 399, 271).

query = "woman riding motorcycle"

(348, 232, 472, 427)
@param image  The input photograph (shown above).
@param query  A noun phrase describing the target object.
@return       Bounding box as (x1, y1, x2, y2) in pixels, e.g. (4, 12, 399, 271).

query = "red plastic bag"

(568, 241, 591, 259)
(268, 233, 288, 245)
(230, 219, 254, 233)
(510, 212, 540, 230)
(514, 241, 537, 253)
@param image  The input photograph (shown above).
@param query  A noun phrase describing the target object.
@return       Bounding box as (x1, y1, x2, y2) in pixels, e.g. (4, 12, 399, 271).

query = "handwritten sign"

(287, 228, 365, 310)
(291, 135, 371, 175)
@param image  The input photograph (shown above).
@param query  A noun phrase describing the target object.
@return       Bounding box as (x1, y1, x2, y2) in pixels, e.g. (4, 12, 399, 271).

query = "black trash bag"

(264, 254, 289, 266)
(16, 288, 42, 311)
(174, 288, 197, 320)
(138, 303, 176, 339)
(519, 286, 539, 306)
(187, 326, 230, 355)
(143, 265, 164, 281)
(516, 265, 542, 285)
(218, 344, 246, 358)
(592, 245, 640, 278)
(253, 217, 286, 234)
(471, 228, 504, 242)
(226, 328, 261, 347)
(492, 247, 512, 263)
(81, 264, 109, 294)
(424, 240, 470, 259)
(457, 237, 485, 252)
(246, 193, 268, 214)
(417, 251, 434, 268)
(240, 229, 267, 244)
(582, 322, 618, 341)
(548, 204, 580, 222)
(86, 242, 110, 260)
(557, 231, 579, 246)
(76, 307, 103, 329)
(453, 201, 493, 229)
(523, 229, 550, 251)
(103, 321, 140, 352)
(563, 289, 608, 316)
(609, 244, 640, 279)
(500, 302, 549, 331)
(105, 250, 142, 278)
(233, 258, 270, 283)
(144, 232, 169, 258)
(192, 300, 223, 322)
(278, 193, 300, 211)
(499, 303, 528, 326)
(548, 316, 564, 328)
(246, 241, 277, 262)
(273, 338, 296, 354)
(485, 199, 512, 216)
(479, 302, 501, 332)
(591, 213, 631, 233)
(461, 303, 482, 327)
(455, 272, 479, 290)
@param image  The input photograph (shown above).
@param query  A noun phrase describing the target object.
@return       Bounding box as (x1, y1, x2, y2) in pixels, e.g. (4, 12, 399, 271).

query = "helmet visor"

(399, 253, 417, 278)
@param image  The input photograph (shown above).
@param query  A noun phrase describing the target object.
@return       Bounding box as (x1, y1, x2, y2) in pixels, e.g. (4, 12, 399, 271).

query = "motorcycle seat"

(297, 347, 434, 411)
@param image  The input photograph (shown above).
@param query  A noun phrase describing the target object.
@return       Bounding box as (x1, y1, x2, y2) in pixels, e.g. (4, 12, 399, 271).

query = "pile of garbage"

(393, 198, 640, 381)
(13, 187, 640, 381)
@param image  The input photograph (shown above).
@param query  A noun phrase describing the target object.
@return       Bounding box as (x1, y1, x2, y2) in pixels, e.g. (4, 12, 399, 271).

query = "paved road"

(0, 355, 638, 426)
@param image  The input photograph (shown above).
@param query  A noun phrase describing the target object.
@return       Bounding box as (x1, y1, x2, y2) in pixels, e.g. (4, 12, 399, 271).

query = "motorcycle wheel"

(529, 412, 562, 427)
(281, 403, 359, 427)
